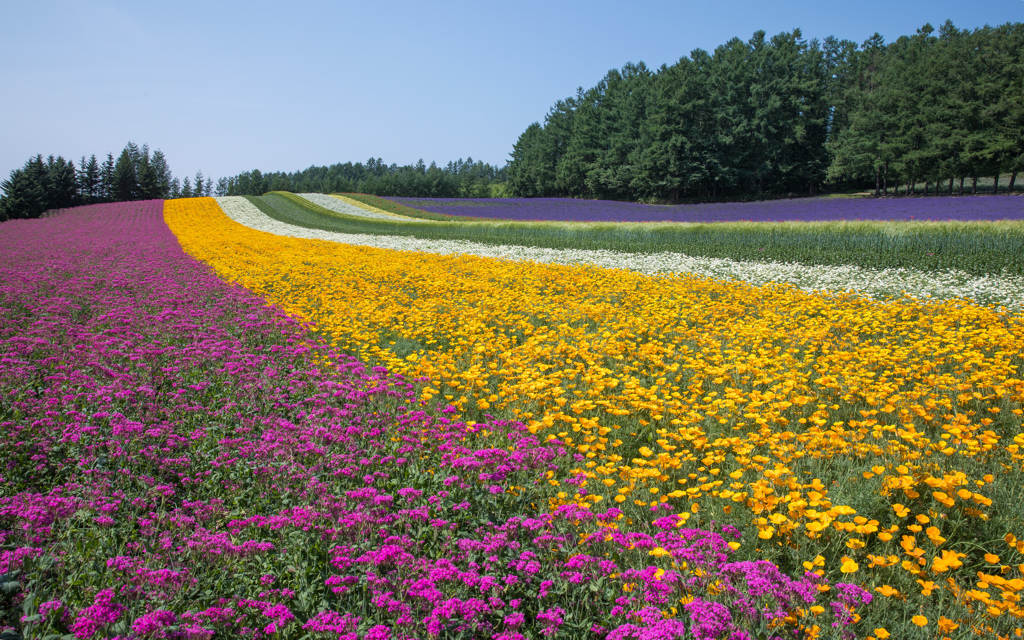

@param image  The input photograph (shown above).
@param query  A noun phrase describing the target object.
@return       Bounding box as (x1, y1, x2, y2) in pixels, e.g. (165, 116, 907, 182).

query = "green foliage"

(224, 157, 507, 198)
(0, 142, 179, 219)
(509, 21, 1023, 202)
(509, 28, 848, 201)
(828, 21, 1024, 195)
(111, 143, 139, 202)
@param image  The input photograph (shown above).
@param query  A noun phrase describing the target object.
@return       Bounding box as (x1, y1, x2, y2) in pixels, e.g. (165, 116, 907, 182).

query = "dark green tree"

(151, 149, 173, 198)
(111, 146, 138, 202)
(507, 123, 554, 197)
(137, 145, 160, 200)
(0, 156, 47, 220)
(100, 153, 116, 202)
(46, 155, 78, 209)
(78, 155, 102, 204)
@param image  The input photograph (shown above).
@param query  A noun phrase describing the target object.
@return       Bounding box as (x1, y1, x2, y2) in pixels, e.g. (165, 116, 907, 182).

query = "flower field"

(288, 194, 1024, 278)
(1, 196, 1022, 640)
(267, 197, 1024, 310)
(174, 197, 1023, 638)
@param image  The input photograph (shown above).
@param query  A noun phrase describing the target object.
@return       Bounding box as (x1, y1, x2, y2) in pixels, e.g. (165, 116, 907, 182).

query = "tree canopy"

(0, 142, 187, 221)
(220, 157, 507, 198)
(507, 22, 1023, 200)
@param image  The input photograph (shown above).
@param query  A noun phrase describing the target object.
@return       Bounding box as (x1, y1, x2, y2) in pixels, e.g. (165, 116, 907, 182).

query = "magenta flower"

(70, 589, 125, 639)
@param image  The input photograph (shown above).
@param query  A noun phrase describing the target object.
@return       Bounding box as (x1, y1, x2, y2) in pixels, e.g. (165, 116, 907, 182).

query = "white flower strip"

(296, 193, 397, 220)
(215, 196, 1024, 312)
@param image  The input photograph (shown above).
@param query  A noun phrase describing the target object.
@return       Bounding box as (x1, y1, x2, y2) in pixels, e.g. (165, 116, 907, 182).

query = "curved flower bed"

(220, 196, 1024, 310)
(0, 200, 870, 639)
(296, 193, 405, 221)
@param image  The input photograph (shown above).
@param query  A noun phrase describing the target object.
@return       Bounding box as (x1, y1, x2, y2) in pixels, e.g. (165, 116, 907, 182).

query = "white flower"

(295, 193, 397, 220)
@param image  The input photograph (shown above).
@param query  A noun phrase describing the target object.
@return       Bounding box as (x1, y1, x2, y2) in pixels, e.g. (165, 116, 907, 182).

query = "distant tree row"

(507, 21, 1023, 201)
(220, 157, 507, 198)
(0, 142, 213, 222)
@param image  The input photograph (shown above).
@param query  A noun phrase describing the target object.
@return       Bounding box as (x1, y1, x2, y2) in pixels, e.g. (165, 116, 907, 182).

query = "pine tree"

(151, 150, 172, 199)
(100, 153, 116, 202)
(112, 146, 138, 202)
(0, 156, 48, 219)
(78, 155, 102, 204)
(46, 155, 78, 209)
(137, 145, 160, 199)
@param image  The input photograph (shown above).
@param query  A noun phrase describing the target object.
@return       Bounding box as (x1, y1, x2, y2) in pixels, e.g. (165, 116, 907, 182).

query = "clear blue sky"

(2, 0, 1021, 183)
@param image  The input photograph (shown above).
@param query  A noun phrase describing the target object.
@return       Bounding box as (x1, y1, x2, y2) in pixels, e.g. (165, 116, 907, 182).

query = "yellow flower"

(839, 557, 858, 573)
(931, 550, 965, 573)
(911, 615, 928, 627)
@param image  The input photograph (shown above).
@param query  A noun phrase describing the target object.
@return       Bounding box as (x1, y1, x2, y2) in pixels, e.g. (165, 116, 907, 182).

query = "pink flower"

(70, 589, 125, 639)
(365, 624, 391, 640)
(132, 609, 177, 637)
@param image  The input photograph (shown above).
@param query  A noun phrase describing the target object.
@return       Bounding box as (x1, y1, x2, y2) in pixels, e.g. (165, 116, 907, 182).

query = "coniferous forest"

(0, 142, 214, 222)
(220, 156, 507, 199)
(506, 21, 1023, 200)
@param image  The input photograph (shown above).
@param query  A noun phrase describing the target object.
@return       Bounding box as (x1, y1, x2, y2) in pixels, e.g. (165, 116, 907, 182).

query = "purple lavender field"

(389, 195, 1024, 223)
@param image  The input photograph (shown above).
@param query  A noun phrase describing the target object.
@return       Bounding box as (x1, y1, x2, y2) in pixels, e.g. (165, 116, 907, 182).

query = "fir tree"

(112, 146, 138, 202)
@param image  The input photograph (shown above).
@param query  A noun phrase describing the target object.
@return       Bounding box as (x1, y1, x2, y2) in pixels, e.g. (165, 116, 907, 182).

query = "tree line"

(506, 21, 1023, 201)
(220, 157, 507, 198)
(0, 142, 214, 221)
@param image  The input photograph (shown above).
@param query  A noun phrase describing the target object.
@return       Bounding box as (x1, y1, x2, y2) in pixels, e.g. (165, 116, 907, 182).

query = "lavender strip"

(390, 195, 1024, 222)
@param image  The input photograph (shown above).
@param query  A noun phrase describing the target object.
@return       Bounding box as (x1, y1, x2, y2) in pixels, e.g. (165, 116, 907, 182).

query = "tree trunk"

(883, 162, 889, 196)
(959, 176, 965, 195)
(948, 177, 954, 195)
(924, 181, 930, 196)
(1009, 171, 1018, 194)
(875, 167, 881, 196)
(994, 173, 999, 194)
(908, 177, 914, 196)
(972, 176, 978, 195)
